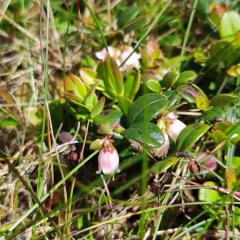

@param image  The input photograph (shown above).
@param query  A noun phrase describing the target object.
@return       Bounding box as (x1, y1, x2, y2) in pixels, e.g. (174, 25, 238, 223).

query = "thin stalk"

(7, 150, 99, 235)
(82, 0, 108, 52)
(179, 0, 199, 68)
(120, 0, 173, 67)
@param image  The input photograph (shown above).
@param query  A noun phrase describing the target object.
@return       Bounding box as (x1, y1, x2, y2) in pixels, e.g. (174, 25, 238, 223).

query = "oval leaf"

(175, 70, 197, 86)
(145, 79, 161, 93)
(220, 11, 240, 42)
(177, 123, 210, 151)
(198, 181, 221, 202)
(123, 121, 164, 148)
(94, 109, 122, 125)
(210, 94, 239, 107)
(127, 93, 168, 125)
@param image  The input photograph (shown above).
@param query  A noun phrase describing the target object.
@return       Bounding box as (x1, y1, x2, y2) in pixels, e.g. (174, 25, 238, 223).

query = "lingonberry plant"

(0, 0, 240, 239)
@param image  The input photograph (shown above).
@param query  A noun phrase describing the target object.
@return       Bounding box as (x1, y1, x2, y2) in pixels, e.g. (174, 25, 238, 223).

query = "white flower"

(97, 145, 120, 174)
(95, 46, 119, 61)
(153, 132, 170, 157)
(167, 118, 186, 142)
(95, 46, 141, 71)
(120, 47, 141, 71)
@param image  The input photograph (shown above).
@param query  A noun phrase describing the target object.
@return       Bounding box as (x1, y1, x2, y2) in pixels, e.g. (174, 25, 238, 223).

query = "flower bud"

(97, 145, 120, 174)
(153, 132, 169, 157)
(205, 157, 218, 171)
(196, 152, 218, 172)
(167, 119, 186, 142)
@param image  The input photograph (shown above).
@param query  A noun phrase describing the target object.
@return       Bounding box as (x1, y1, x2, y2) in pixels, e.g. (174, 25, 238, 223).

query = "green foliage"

(198, 181, 221, 202)
(123, 121, 164, 148)
(1, 0, 240, 239)
(177, 124, 210, 151)
(127, 93, 168, 124)
(220, 11, 240, 43)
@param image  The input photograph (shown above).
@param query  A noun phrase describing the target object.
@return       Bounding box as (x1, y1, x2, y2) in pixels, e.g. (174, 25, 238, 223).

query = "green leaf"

(220, 11, 240, 42)
(117, 5, 139, 28)
(145, 79, 161, 93)
(210, 94, 239, 107)
(204, 107, 225, 122)
(97, 55, 124, 99)
(0, 119, 18, 128)
(127, 93, 168, 125)
(80, 68, 97, 85)
(124, 69, 140, 100)
(64, 74, 87, 103)
(90, 97, 105, 119)
(124, 16, 147, 33)
(94, 109, 122, 125)
(196, 95, 210, 111)
(118, 96, 131, 115)
(198, 181, 221, 202)
(232, 157, 240, 170)
(178, 84, 210, 110)
(208, 41, 238, 67)
(84, 87, 98, 110)
(123, 121, 164, 148)
(164, 90, 180, 108)
(226, 122, 240, 138)
(161, 71, 178, 89)
(177, 123, 210, 151)
(175, 71, 197, 86)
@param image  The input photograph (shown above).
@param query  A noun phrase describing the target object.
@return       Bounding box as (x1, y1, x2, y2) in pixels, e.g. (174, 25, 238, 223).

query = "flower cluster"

(95, 46, 141, 72)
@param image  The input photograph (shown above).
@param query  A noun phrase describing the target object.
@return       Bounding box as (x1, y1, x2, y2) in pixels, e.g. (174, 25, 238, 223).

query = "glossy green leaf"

(94, 109, 122, 125)
(164, 90, 180, 108)
(175, 70, 197, 85)
(177, 123, 210, 151)
(204, 107, 225, 122)
(97, 55, 124, 99)
(161, 71, 178, 89)
(178, 84, 209, 110)
(226, 122, 240, 138)
(210, 94, 239, 107)
(209, 41, 238, 66)
(145, 79, 161, 93)
(124, 69, 140, 100)
(127, 93, 168, 124)
(198, 181, 221, 202)
(123, 121, 164, 148)
(178, 84, 200, 103)
(220, 11, 240, 42)
(118, 96, 131, 115)
(90, 97, 105, 119)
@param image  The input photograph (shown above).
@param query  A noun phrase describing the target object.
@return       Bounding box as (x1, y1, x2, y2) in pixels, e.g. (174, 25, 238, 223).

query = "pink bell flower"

(167, 118, 186, 142)
(153, 132, 170, 157)
(97, 145, 120, 174)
